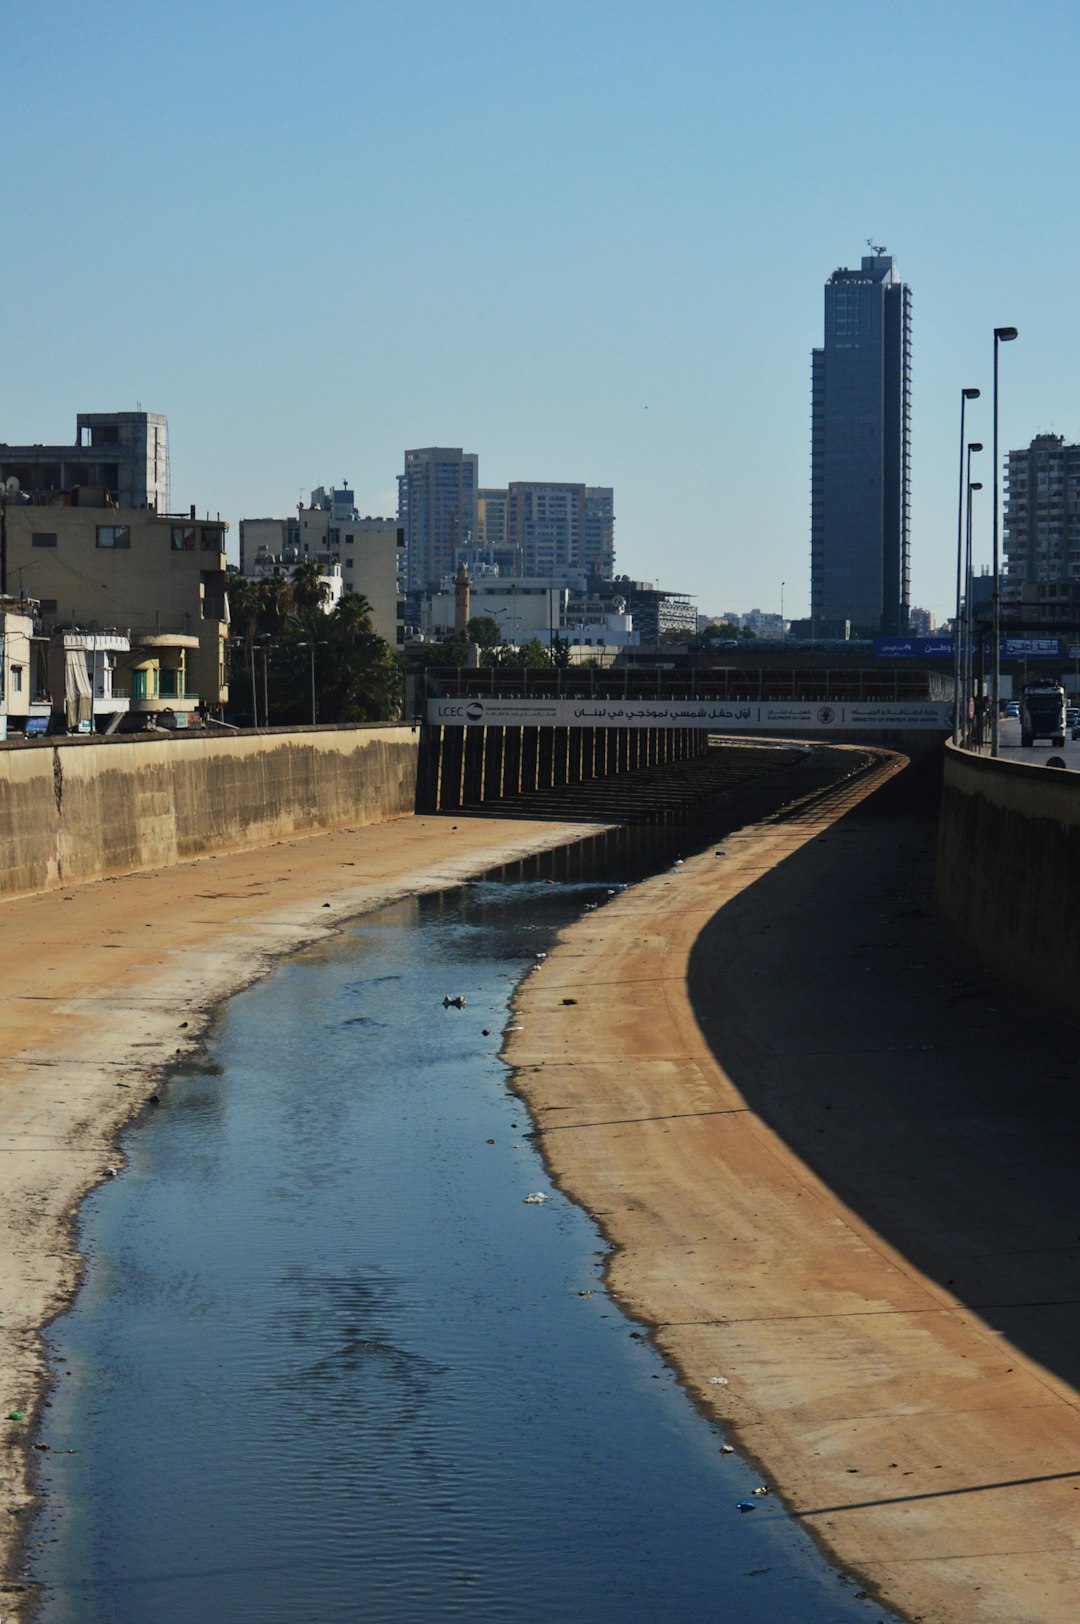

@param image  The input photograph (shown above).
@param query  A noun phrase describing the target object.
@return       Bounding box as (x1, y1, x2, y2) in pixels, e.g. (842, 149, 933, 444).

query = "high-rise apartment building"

(398, 448, 478, 591)
(810, 252, 911, 636)
(477, 487, 509, 551)
(583, 487, 615, 578)
(503, 482, 615, 580)
(1003, 434, 1080, 601)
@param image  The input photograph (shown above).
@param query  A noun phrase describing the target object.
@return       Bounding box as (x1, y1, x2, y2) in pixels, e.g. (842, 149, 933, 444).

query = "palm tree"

(226, 574, 261, 640)
(291, 559, 330, 615)
(258, 572, 292, 633)
(331, 592, 375, 635)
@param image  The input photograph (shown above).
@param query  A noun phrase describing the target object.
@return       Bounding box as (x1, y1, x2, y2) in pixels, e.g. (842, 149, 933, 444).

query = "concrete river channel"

(28, 823, 897, 1622)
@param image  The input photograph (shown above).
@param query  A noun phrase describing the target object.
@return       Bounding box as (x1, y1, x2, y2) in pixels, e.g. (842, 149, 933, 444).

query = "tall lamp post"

(260, 635, 272, 729)
(965, 475, 983, 744)
(780, 581, 785, 644)
(991, 326, 1019, 755)
(953, 389, 980, 743)
(248, 638, 259, 729)
(297, 641, 325, 726)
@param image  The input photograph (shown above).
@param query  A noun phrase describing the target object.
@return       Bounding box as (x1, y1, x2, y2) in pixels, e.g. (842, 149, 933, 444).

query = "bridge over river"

(419, 664, 951, 812)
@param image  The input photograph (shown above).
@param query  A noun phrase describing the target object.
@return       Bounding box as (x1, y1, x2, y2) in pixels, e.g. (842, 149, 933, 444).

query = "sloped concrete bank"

(0, 725, 418, 898)
(508, 748, 1080, 1624)
(937, 741, 1080, 1024)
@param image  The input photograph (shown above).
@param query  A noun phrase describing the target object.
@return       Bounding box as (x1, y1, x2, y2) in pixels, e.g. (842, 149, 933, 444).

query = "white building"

(420, 572, 637, 650)
(0, 601, 35, 739)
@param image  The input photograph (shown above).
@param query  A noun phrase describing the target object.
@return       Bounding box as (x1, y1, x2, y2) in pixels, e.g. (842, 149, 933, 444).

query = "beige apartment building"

(239, 486, 403, 646)
(5, 498, 229, 708)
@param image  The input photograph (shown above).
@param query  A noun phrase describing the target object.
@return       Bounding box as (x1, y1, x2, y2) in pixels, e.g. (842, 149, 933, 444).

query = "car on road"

(1004, 701, 1021, 719)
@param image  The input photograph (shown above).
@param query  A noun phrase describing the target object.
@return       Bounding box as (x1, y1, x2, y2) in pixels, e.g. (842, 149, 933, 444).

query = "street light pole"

(261, 637, 271, 728)
(991, 327, 1018, 756)
(954, 389, 980, 743)
(298, 641, 321, 726)
(309, 642, 316, 726)
(965, 476, 983, 744)
(780, 581, 785, 644)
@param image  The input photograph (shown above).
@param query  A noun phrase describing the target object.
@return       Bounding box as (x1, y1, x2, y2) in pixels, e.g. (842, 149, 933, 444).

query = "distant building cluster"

(0, 410, 705, 737)
(395, 445, 693, 653)
(397, 447, 614, 592)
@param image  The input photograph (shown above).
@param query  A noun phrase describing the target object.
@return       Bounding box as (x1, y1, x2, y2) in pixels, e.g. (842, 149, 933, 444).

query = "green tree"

(226, 574, 262, 640)
(258, 593, 401, 726)
(258, 571, 293, 633)
(404, 636, 471, 671)
(291, 558, 331, 615)
(466, 614, 501, 649)
(518, 637, 553, 668)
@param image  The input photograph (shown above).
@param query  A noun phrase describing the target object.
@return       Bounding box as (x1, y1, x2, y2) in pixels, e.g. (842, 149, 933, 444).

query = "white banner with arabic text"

(427, 698, 951, 731)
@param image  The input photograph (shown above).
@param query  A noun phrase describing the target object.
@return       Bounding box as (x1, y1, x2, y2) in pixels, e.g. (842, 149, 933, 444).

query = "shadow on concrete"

(687, 753, 1080, 1397)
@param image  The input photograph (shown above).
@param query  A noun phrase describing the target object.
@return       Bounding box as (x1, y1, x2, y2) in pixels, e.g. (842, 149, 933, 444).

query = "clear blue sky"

(3, 0, 1077, 622)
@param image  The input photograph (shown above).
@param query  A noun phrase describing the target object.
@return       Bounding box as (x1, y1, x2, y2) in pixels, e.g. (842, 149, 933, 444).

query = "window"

(96, 525, 130, 549)
(171, 526, 196, 550)
(201, 526, 223, 552)
(345, 534, 354, 545)
(11, 666, 23, 693)
(32, 532, 57, 548)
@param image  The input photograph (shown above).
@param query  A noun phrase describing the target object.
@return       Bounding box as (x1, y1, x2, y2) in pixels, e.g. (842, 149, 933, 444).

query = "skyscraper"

(810, 251, 911, 636)
(398, 447, 478, 591)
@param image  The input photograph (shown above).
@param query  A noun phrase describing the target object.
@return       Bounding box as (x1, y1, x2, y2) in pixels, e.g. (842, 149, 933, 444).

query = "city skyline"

(4, 3, 1080, 625)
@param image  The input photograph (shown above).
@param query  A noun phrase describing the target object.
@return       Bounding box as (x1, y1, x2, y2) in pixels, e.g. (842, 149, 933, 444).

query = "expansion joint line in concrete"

(538, 1106, 751, 1131)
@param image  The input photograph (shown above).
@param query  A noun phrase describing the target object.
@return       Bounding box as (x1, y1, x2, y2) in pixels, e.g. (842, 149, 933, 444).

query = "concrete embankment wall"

(0, 724, 419, 898)
(417, 723, 708, 811)
(937, 743, 1080, 1022)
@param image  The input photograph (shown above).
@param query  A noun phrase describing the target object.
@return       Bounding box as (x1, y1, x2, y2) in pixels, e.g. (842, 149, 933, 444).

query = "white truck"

(1020, 681, 1067, 748)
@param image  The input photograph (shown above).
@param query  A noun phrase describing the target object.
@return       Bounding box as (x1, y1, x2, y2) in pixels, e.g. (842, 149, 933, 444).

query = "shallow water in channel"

(29, 828, 895, 1621)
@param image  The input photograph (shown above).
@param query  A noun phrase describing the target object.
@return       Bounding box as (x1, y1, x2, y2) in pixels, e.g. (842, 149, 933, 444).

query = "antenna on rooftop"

(866, 238, 888, 255)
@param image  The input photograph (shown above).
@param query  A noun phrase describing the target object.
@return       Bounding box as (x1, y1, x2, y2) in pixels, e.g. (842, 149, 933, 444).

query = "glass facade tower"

(810, 253, 911, 637)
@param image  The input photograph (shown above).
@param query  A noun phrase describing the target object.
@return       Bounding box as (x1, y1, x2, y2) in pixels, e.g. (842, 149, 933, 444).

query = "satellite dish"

(4, 477, 20, 494)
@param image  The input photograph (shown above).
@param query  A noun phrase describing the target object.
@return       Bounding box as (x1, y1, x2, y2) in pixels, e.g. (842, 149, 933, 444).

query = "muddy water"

(30, 831, 894, 1622)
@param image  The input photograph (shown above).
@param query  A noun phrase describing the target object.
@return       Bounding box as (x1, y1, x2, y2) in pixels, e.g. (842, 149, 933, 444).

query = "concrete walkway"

(508, 750, 1080, 1624)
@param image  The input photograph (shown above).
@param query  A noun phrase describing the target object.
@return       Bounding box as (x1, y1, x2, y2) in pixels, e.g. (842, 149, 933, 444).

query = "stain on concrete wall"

(937, 744, 1080, 1023)
(0, 725, 418, 898)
